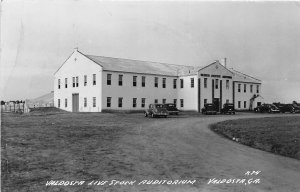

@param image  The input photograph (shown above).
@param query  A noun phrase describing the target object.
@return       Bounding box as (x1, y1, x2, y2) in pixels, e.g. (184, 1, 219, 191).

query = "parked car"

(220, 103, 235, 114)
(201, 103, 217, 115)
(273, 103, 296, 113)
(163, 103, 179, 115)
(254, 104, 280, 113)
(144, 104, 168, 118)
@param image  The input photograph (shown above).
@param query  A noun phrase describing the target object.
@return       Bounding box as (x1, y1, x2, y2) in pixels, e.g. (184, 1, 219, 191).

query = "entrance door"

(72, 93, 79, 112)
(213, 98, 220, 112)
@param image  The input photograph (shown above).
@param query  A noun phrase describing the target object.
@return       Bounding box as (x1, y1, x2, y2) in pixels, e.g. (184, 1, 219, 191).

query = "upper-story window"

(238, 84, 241, 92)
(256, 85, 259, 93)
(162, 78, 166, 88)
(119, 75, 123, 86)
(191, 78, 194, 88)
(72, 77, 75, 87)
(244, 84, 247, 93)
(226, 80, 229, 89)
(215, 79, 219, 89)
(65, 78, 67, 88)
(154, 77, 158, 88)
(173, 79, 177, 89)
(133, 76, 137, 87)
(107, 74, 112, 85)
(84, 75, 87, 86)
(204, 78, 207, 88)
(76, 76, 79, 87)
(180, 79, 184, 88)
(58, 79, 61, 89)
(142, 76, 146, 87)
(93, 74, 96, 85)
(250, 84, 253, 93)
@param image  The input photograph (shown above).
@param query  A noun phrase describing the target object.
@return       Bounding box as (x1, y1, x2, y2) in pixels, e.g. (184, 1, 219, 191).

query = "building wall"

(177, 75, 198, 111)
(54, 51, 103, 112)
(234, 82, 262, 110)
(101, 71, 178, 110)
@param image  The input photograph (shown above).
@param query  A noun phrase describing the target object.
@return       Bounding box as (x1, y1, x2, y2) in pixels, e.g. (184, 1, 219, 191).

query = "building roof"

(84, 53, 194, 76)
(230, 68, 261, 82)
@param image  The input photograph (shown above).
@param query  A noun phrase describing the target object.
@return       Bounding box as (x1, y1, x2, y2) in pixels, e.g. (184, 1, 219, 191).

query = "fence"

(1, 103, 54, 113)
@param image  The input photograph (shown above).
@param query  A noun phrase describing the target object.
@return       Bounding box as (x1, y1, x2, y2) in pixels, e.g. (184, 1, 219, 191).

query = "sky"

(1, 0, 300, 103)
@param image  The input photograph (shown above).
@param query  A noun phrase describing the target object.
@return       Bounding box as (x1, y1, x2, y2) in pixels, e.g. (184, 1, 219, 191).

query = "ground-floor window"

(133, 98, 137, 108)
(93, 97, 96, 107)
(65, 98, 67, 108)
(141, 98, 146, 108)
(58, 99, 60, 108)
(162, 99, 166, 104)
(238, 101, 241, 108)
(180, 99, 184, 107)
(204, 99, 207, 104)
(154, 99, 158, 104)
(173, 99, 177, 106)
(244, 101, 247, 108)
(118, 97, 123, 108)
(84, 97, 87, 107)
(107, 97, 111, 107)
(226, 99, 229, 103)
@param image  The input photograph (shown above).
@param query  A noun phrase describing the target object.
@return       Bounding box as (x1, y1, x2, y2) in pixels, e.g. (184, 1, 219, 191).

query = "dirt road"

(120, 113, 300, 192)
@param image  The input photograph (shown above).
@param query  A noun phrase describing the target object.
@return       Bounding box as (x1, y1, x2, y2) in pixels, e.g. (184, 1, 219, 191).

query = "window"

(238, 84, 241, 92)
(84, 97, 87, 107)
(226, 80, 229, 89)
(119, 75, 123, 86)
(142, 76, 145, 87)
(226, 99, 229, 103)
(84, 75, 87, 86)
(250, 85, 253, 93)
(133, 76, 137, 87)
(215, 79, 219, 89)
(58, 99, 60, 108)
(73, 77, 75, 87)
(65, 98, 67, 108)
(204, 99, 207, 104)
(256, 85, 259, 93)
(162, 78, 166, 88)
(180, 79, 184, 88)
(118, 97, 123, 108)
(173, 79, 177, 89)
(93, 97, 96, 107)
(191, 78, 194, 88)
(162, 99, 166, 104)
(173, 99, 177, 105)
(154, 77, 158, 87)
(154, 99, 158, 104)
(65, 78, 67, 88)
(133, 98, 137, 108)
(204, 78, 207, 88)
(244, 101, 247, 108)
(93, 74, 96, 85)
(141, 98, 146, 108)
(76, 76, 79, 87)
(180, 99, 184, 107)
(107, 97, 111, 107)
(58, 79, 61, 89)
(244, 84, 246, 93)
(238, 101, 241, 108)
(107, 74, 111, 85)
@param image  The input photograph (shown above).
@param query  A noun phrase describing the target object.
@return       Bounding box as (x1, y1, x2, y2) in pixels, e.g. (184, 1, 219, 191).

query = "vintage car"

(144, 104, 168, 118)
(201, 103, 217, 115)
(273, 103, 296, 113)
(254, 104, 280, 113)
(163, 103, 179, 115)
(220, 103, 235, 114)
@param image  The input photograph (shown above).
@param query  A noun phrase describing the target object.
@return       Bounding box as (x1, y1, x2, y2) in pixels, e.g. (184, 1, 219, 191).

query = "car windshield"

(155, 104, 164, 108)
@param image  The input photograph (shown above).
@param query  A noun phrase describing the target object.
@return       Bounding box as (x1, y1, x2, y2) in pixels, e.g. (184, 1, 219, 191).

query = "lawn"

(210, 116, 300, 160)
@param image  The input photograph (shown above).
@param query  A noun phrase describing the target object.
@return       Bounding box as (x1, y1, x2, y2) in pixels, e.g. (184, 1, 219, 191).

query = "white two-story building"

(54, 49, 263, 112)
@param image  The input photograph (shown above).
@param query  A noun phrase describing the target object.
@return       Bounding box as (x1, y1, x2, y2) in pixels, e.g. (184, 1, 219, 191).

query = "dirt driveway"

(121, 113, 300, 192)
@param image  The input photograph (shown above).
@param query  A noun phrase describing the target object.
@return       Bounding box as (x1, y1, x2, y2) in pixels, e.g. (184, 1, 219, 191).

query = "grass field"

(210, 116, 300, 160)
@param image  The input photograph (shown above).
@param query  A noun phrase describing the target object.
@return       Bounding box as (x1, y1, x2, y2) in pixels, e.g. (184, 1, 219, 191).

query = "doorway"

(72, 93, 79, 112)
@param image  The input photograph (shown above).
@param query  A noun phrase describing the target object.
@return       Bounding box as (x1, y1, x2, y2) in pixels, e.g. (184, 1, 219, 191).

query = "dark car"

(220, 103, 235, 114)
(144, 104, 168, 118)
(163, 103, 179, 115)
(273, 103, 295, 113)
(254, 104, 280, 113)
(201, 103, 217, 115)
